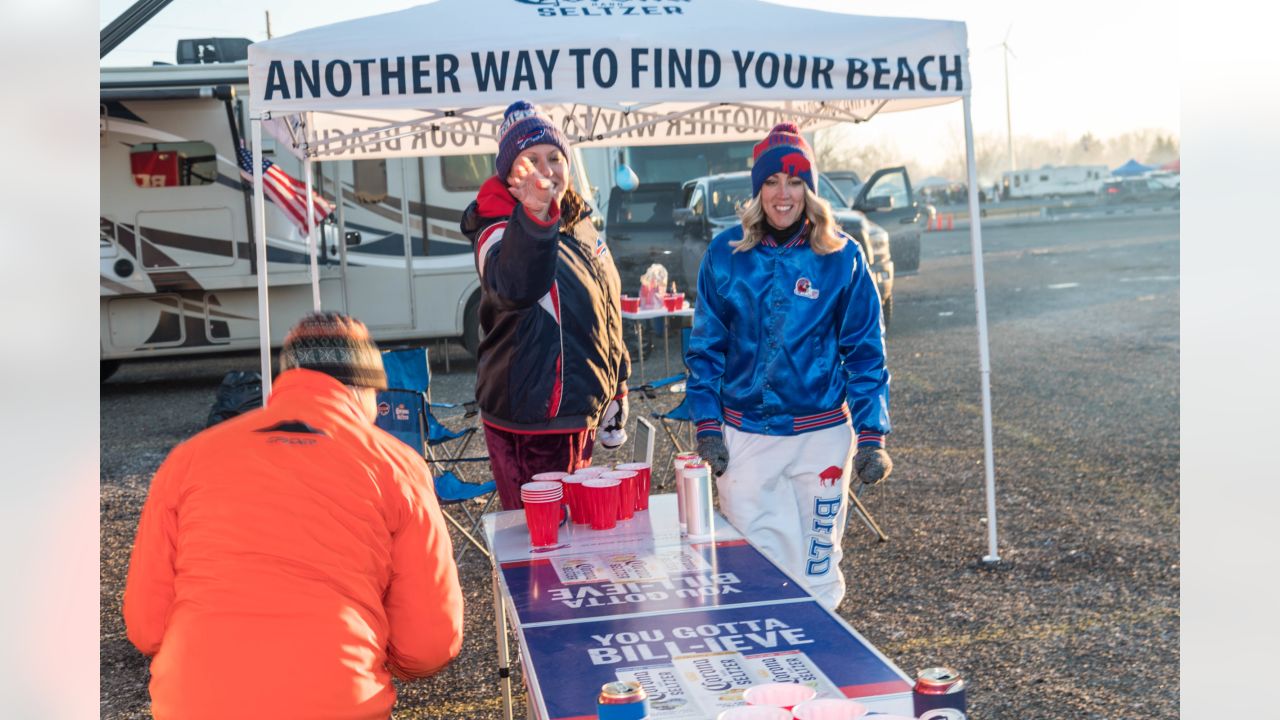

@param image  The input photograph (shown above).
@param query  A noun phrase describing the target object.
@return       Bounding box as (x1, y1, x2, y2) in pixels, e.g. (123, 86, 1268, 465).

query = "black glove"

(696, 435, 730, 477)
(854, 446, 893, 485)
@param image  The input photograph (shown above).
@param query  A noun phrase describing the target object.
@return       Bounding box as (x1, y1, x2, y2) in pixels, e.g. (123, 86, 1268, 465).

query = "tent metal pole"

(304, 155, 321, 311)
(962, 94, 1000, 564)
(251, 115, 273, 400)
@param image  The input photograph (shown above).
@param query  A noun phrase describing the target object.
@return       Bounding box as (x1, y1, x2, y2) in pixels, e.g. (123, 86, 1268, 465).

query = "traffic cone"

(946, 213, 954, 231)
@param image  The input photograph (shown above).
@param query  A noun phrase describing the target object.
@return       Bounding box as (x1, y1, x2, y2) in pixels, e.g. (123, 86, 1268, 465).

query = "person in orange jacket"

(123, 312, 464, 720)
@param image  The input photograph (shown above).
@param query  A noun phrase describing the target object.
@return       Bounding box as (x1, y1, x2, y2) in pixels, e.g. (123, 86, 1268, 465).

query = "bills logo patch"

(781, 151, 812, 177)
(794, 277, 819, 299)
(594, 234, 609, 257)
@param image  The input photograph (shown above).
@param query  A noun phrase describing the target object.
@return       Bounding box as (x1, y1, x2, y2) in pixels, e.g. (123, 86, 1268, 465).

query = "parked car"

(1100, 177, 1180, 204)
(672, 171, 898, 327)
(605, 182, 686, 295)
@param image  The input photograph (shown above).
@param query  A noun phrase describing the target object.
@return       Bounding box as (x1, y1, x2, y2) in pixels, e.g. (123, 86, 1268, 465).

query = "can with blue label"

(597, 681, 649, 720)
(913, 666, 966, 715)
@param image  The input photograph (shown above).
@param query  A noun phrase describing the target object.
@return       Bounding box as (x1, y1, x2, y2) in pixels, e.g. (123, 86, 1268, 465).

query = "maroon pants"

(484, 423, 595, 510)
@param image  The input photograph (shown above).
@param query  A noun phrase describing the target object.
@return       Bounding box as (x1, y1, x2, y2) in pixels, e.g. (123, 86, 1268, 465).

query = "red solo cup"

(531, 471, 569, 483)
(614, 462, 651, 510)
(575, 465, 609, 477)
(620, 296, 640, 313)
(743, 683, 817, 712)
(788, 698, 869, 720)
(715, 706, 792, 720)
(561, 475, 589, 524)
(662, 292, 685, 311)
(582, 478, 620, 530)
(601, 470, 637, 520)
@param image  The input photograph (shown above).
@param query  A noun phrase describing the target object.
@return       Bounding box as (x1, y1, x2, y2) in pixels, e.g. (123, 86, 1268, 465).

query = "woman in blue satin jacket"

(684, 123, 892, 609)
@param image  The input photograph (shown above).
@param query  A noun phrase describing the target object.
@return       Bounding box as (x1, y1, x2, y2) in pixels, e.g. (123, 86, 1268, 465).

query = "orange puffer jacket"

(123, 368, 464, 720)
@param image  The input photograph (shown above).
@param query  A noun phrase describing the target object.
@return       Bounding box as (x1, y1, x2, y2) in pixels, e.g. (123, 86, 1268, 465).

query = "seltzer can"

(913, 666, 967, 715)
(597, 680, 650, 720)
(682, 460, 715, 538)
(672, 452, 699, 535)
(919, 709, 967, 720)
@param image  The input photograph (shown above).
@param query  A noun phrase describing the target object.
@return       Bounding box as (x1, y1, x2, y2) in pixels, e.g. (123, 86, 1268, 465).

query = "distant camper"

(1000, 164, 1110, 200)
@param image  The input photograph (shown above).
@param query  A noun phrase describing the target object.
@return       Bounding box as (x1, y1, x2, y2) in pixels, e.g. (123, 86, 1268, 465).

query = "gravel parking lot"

(101, 211, 1179, 718)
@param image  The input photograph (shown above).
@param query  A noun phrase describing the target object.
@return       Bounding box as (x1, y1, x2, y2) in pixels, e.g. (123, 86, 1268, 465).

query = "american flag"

(237, 146, 334, 235)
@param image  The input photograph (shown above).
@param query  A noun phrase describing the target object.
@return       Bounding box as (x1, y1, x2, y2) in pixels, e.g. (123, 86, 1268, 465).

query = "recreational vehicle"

(1000, 164, 1110, 199)
(101, 60, 597, 380)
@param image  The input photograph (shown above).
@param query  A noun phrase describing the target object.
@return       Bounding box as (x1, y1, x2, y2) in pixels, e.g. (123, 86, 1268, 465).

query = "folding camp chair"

(637, 326, 695, 455)
(376, 347, 498, 560)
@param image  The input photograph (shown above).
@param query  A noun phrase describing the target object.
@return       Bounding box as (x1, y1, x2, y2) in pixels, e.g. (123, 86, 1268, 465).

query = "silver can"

(672, 452, 699, 535)
(919, 710, 966, 720)
(683, 460, 714, 538)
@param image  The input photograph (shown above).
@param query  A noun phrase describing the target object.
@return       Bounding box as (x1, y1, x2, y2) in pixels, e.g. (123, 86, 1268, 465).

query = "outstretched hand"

(506, 156, 557, 220)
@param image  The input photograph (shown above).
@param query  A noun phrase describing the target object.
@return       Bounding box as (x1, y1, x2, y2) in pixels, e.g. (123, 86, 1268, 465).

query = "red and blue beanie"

(495, 101, 570, 180)
(750, 122, 815, 197)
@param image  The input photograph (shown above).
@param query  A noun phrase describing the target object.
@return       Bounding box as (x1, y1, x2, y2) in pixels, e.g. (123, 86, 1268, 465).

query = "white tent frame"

(246, 3, 1001, 578)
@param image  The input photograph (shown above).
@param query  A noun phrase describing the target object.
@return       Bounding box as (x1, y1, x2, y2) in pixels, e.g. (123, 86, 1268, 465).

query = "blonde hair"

(730, 184, 846, 255)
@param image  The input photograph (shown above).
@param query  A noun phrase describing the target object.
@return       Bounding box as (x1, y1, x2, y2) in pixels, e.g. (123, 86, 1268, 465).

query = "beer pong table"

(482, 495, 916, 720)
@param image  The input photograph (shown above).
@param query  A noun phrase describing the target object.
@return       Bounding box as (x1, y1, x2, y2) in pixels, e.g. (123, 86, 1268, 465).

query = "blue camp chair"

(638, 326, 694, 455)
(376, 347, 497, 560)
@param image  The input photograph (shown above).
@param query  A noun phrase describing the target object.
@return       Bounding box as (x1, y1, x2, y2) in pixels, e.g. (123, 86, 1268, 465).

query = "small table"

(621, 306, 695, 383)
(483, 495, 916, 720)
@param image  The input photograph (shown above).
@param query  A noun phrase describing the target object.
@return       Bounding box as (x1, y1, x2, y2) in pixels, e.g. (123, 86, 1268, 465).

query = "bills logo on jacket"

(794, 277, 819, 299)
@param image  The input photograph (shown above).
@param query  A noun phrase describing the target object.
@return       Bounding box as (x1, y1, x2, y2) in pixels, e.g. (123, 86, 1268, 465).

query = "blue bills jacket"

(460, 176, 629, 433)
(685, 222, 890, 446)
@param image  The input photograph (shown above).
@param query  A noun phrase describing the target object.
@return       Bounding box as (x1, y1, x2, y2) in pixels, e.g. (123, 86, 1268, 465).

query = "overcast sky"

(101, 0, 1180, 170)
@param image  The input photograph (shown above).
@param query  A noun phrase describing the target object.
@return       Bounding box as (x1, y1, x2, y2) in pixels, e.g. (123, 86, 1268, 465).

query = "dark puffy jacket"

(460, 176, 630, 433)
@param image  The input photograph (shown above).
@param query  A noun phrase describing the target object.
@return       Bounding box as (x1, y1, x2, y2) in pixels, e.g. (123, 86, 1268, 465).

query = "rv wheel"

(462, 293, 483, 358)
(101, 360, 122, 383)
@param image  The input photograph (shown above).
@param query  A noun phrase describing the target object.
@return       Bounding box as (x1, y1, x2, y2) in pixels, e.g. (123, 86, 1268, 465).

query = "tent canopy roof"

(247, 0, 969, 159)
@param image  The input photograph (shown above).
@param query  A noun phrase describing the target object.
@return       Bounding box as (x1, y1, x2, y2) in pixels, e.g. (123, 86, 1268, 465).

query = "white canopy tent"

(245, 0, 1000, 571)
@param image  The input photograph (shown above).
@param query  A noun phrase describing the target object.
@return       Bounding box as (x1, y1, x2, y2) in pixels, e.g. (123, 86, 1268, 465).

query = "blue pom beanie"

(495, 101, 570, 180)
(750, 122, 815, 197)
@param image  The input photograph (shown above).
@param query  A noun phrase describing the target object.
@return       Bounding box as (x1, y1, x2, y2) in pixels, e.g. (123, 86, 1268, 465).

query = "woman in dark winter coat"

(460, 101, 631, 510)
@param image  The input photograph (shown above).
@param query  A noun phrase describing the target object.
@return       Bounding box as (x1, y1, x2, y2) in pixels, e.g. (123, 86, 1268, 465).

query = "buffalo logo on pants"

(817, 465, 842, 487)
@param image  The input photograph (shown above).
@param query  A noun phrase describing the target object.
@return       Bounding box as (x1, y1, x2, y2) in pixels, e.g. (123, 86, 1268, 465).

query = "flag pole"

(251, 114, 273, 400)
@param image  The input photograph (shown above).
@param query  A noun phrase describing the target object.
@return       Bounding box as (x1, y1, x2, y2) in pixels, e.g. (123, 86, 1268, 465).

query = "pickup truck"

(604, 182, 686, 296)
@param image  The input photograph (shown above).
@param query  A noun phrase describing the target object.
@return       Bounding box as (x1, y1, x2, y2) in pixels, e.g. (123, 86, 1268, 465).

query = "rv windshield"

(707, 177, 754, 221)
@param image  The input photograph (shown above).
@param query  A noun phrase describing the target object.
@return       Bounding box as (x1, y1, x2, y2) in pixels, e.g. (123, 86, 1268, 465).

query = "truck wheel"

(101, 360, 122, 383)
(880, 293, 893, 332)
(462, 293, 483, 358)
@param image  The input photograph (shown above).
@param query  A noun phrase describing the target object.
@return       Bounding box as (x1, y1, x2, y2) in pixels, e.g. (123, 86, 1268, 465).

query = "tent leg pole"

(305, 156, 320, 311)
(251, 115, 273, 401)
(963, 95, 1000, 564)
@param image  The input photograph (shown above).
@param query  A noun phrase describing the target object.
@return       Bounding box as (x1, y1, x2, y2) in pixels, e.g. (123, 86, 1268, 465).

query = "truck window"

(817, 176, 849, 208)
(353, 159, 388, 204)
(442, 154, 496, 192)
(129, 142, 216, 188)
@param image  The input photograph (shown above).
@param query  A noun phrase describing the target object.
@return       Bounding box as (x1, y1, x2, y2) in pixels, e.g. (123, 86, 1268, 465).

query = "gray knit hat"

(279, 312, 387, 390)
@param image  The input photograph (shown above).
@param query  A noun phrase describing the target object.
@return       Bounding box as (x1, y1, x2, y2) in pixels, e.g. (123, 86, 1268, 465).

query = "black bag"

(206, 370, 263, 427)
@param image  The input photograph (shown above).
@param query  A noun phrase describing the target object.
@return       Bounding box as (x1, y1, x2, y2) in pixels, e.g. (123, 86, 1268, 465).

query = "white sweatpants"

(717, 422, 854, 609)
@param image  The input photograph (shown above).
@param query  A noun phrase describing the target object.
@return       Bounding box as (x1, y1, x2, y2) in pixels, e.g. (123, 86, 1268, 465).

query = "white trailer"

(100, 62, 595, 378)
(1000, 164, 1110, 199)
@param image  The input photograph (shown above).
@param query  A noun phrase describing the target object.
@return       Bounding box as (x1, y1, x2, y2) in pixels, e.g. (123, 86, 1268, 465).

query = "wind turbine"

(1000, 25, 1017, 174)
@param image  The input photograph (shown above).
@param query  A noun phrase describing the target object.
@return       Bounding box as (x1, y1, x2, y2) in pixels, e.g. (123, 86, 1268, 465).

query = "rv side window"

(441, 154, 496, 192)
(353, 159, 388, 204)
(130, 142, 216, 188)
